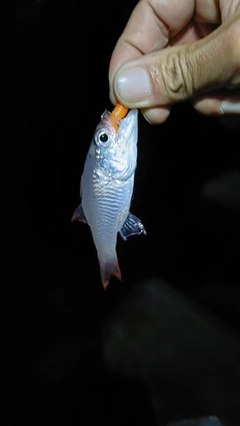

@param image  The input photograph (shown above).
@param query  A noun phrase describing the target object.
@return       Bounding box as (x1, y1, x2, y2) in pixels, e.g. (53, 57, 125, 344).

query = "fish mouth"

(100, 109, 138, 137)
(118, 109, 138, 134)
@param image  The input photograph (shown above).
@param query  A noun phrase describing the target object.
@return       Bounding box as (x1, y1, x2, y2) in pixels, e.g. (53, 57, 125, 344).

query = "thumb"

(112, 12, 240, 110)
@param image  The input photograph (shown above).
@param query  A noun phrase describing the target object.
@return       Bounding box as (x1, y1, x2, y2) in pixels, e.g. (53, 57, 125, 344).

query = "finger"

(109, 0, 224, 102)
(141, 105, 171, 124)
(169, 21, 216, 46)
(219, 0, 240, 21)
(193, 91, 240, 115)
(112, 11, 240, 109)
(193, 90, 240, 129)
(109, 0, 195, 104)
(194, 0, 221, 22)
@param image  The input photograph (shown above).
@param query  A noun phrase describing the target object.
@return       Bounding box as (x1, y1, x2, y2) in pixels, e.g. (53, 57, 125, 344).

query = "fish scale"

(72, 108, 146, 289)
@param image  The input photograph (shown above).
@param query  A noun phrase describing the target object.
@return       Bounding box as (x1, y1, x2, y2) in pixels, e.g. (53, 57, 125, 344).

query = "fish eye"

(95, 128, 111, 148)
(99, 133, 108, 143)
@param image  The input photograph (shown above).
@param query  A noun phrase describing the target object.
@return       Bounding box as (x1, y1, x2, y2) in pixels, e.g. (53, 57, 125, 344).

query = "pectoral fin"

(119, 212, 146, 241)
(71, 204, 87, 224)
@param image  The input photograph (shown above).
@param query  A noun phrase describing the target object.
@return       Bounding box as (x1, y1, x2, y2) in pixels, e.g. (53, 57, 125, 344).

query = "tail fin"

(99, 256, 121, 290)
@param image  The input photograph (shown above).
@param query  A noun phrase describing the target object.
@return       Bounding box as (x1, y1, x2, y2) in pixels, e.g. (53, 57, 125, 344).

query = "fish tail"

(99, 256, 121, 290)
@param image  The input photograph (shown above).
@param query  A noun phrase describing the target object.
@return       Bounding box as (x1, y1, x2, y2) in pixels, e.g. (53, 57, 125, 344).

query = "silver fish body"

(72, 109, 146, 289)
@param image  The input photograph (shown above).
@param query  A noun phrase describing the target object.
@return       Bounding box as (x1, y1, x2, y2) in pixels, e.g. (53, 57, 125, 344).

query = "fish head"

(90, 109, 138, 181)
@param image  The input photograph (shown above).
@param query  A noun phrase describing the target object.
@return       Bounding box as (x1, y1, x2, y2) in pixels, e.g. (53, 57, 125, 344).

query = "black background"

(3, 1, 240, 424)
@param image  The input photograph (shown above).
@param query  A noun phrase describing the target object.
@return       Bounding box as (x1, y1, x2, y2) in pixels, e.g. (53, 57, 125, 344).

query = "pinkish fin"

(71, 203, 87, 224)
(99, 257, 122, 290)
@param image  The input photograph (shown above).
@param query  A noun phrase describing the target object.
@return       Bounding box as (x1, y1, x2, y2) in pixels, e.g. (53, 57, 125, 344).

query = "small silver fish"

(71, 108, 146, 289)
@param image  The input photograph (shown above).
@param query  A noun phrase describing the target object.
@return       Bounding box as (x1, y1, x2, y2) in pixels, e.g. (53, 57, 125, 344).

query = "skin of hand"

(109, 0, 240, 124)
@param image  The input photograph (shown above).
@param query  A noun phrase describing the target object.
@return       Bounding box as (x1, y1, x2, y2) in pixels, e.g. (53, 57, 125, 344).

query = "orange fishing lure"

(108, 103, 129, 133)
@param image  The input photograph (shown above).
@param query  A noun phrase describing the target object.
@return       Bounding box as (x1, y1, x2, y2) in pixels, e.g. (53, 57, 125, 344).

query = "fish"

(71, 108, 146, 289)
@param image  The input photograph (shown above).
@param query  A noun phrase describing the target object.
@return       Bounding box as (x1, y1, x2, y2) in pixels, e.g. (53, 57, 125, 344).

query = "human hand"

(109, 0, 240, 124)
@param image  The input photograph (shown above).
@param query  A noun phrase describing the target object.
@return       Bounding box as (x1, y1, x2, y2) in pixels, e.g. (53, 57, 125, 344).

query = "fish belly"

(82, 171, 134, 288)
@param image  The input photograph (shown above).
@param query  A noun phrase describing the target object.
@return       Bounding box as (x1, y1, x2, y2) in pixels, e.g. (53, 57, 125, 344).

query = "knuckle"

(159, 50, 194, 101)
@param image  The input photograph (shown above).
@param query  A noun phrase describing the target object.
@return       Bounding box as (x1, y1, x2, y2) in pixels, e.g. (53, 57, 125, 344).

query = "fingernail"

(220, 101, 240, 115)
(116, 67, 151, 104)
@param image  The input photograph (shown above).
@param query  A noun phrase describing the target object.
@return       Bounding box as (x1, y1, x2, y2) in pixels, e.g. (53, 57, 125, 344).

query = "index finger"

(109, 0, 195, 103)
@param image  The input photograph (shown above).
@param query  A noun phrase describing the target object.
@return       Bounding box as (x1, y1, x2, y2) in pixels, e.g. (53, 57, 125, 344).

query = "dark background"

(2, 1, 240, 424)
